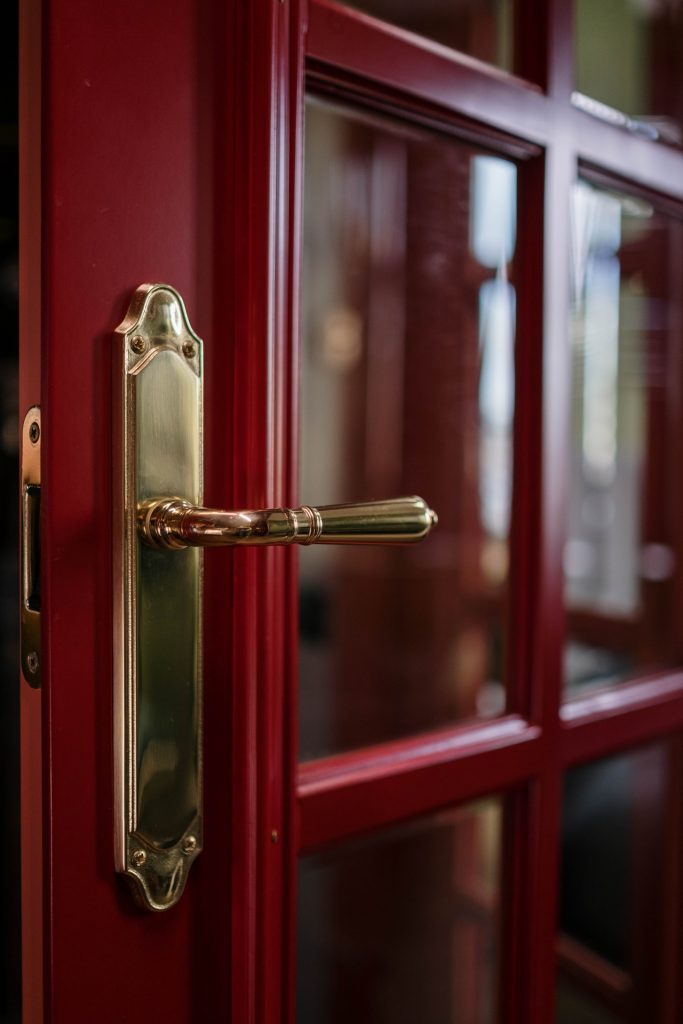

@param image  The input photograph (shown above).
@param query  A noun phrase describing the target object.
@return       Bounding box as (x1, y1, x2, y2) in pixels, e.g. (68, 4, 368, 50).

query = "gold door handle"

(113, 284, 438, 913)
(139, 496, 437, 549)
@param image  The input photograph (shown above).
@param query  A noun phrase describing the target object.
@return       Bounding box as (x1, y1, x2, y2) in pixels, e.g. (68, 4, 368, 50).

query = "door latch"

(21, 406, 41, 687)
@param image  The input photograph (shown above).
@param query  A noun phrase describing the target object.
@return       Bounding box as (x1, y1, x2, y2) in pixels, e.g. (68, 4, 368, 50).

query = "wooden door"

(20, 0, 683, 1021)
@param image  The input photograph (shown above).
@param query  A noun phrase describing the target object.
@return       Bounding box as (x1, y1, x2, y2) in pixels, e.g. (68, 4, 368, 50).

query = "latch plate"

(21, 406, 41, 687)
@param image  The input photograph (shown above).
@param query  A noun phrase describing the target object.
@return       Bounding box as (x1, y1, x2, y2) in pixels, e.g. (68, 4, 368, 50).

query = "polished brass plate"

(113, 284, 203, 911)
(21, 406, 41, 687)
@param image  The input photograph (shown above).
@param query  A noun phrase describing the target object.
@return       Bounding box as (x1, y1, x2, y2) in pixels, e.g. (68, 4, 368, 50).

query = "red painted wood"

(561, 673, 683, 763)
(523, 6, 574, 1011)
(308, 0, 550, 151)
(284, 5, 307, 1024)
(308, 0, 683, 202)
(297, 717, 541, 850)
(19, 0, 44, 1019)
(576, 112, 683, 204)
(498, 145, 549, 1024)
(508, 155, 545, 723)
(32, 1, 234, 1020)
(23, 0, 299, 1019)
(227, 2, 302, 1022)
(662, 739, 683, 1021)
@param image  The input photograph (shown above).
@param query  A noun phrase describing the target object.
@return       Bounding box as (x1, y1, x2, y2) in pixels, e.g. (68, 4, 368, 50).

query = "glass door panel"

(557, 743, 674, 1021)
(565, 181, 683, 695)
(300, 98, 518, 759)
(298, 797, 504, 1024)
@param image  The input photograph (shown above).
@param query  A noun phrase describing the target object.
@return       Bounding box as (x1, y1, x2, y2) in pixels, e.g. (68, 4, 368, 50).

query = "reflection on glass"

(298, 799, 503, 1024)
(300, 99, 517, 759)
(565, 181, 683, 694)
(558, 745, 671, 1021)
(576, 0, 683, 144)
(344, 0, 514, 71)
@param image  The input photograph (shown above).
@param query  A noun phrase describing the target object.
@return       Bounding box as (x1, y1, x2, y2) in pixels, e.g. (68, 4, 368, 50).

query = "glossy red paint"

(308, 0, 551, 147)
(561, 673, 683, 763)
(23, 1, 237, 1020)
(19, 0, 43, 1017)
(297, 718, 542, 851)
(21, 0, 683, 1021)
(226, 2, 304, 1021)
(308, 0, 683, 198)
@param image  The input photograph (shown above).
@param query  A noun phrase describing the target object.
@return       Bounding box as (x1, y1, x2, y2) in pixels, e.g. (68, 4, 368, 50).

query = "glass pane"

(576, 0, 683, 144)
(343, 0, 514, 72)
(565, 182, 683, 695)
(300, 99, 517, 759)
(558, 744, 671, 1019)
(557, 979, 621, 1024)
(298, 798, 503, 1024)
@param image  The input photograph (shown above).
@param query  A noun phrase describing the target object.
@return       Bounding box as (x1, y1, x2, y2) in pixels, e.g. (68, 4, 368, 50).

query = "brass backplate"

(21, 406, 41, 687)
(113, 284, 203, 911)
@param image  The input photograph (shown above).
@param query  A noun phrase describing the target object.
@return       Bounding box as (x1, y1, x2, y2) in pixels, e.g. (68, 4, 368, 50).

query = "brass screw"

(130, 335, 147, 354)
(271, 830, 278, 844)
(29, 421, 40, 445)
(182, 835, 197, 855)
(182, 341, 197, 359)
(132, 849, 147, 867)
(26, 651, 39, 674)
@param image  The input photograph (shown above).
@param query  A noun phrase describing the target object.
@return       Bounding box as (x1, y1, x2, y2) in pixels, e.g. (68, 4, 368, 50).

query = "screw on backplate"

(130, 335, 147, 354)
(28, 421, 40, 445)
(182, 341, 197, 360)
(182, 835, 197, 855)
(271, 830, 279, 844)
(26, 651, 39, 674)
(132, 849, 147, 867)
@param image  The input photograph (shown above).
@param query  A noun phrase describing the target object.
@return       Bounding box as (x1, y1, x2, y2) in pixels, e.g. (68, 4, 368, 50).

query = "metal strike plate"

(21, 406, 41, 687)
(113, 284, 203, 911)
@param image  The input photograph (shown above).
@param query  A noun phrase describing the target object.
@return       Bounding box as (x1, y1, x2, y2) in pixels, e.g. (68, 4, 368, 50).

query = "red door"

(20, 0, 683, 1021)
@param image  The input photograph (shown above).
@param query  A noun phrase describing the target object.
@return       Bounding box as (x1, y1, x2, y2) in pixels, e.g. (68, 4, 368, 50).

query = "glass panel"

(343, 0, 514, 72)
(576, 0, 683, 144)
(298, 798, 503, 1024)
(565, 182, 683, 695)
(557, 979, 621, 1024)
(558, 744, 671, 1019)
(300, 99, 517, 759)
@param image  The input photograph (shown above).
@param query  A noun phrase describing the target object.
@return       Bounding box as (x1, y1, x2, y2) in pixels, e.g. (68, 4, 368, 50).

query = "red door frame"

(20, 1, 683, 1022)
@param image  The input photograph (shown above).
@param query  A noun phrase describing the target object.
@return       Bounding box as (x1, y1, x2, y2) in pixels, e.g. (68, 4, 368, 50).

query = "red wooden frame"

(19, 0, 43, 1017)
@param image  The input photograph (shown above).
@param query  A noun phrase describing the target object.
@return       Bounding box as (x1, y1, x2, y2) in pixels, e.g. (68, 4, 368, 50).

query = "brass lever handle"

(139, 496, 437, 549)
(114, 284, 438, 912)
